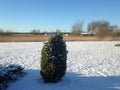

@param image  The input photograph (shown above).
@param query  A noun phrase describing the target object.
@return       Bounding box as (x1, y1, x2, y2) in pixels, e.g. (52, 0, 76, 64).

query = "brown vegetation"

(0, 34, 49, 42)
(0, 34, 120, 42)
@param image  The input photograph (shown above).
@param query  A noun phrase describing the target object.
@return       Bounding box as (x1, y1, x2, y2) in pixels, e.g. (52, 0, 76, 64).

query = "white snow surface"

(0, 41, 120, 90)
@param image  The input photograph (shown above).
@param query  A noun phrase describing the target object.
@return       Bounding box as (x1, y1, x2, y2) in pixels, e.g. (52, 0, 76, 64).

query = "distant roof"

(81, 33, 93, 35)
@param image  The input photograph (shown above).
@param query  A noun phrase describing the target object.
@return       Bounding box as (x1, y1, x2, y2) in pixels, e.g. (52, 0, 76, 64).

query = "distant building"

(81, 33, 94, 36)
(62, 32, 71, 36)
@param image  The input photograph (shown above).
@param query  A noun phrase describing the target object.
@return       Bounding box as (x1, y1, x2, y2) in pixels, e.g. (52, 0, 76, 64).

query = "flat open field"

(0, 34, 120, 42)
(0, 41, 120, 90)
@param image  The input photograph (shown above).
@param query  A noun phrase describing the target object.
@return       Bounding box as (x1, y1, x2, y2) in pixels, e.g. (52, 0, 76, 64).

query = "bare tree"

(31, 29, 40, 34)
(0, 29, 4, 34)
(96, 24, 109, 38)
(5, 30, 14, 35)
(109, 25, 118, 31)
(71, 21, 83, 36)
(87, 20, 110, 34)
(55, 28, 61, 34)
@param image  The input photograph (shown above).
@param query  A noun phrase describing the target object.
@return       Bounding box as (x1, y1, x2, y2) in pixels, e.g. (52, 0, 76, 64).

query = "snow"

(0, 41, 120, 90)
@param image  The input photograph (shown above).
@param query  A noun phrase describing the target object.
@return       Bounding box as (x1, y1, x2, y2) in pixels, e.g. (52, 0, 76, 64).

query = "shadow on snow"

(7, 69, 120, 90)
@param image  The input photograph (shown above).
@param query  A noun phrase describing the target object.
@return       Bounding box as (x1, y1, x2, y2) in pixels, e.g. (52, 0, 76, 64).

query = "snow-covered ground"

(0, 41, 120, 90)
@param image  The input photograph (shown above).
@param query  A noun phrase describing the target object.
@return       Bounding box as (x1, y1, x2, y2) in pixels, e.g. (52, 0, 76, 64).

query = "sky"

(0, 0, 120, 32)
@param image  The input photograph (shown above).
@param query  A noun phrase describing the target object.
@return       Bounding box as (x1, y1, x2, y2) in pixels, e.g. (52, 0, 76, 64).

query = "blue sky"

(0, 0, 120, 32)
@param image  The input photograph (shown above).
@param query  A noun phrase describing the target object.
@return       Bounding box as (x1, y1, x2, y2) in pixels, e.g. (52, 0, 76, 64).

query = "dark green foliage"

(40, 34, 67, 82)
(0, 65, 24, 90)
(115, 43, 120, 46)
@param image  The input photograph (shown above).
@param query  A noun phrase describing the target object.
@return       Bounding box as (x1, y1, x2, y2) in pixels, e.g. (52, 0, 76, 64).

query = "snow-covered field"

(0, 41, 120, 90)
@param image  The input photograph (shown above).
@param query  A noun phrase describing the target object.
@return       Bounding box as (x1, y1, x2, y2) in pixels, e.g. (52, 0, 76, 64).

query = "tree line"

(0, 29, 14, 36)
(71, 20, 120, 37)
(0, 20, 120, 37)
